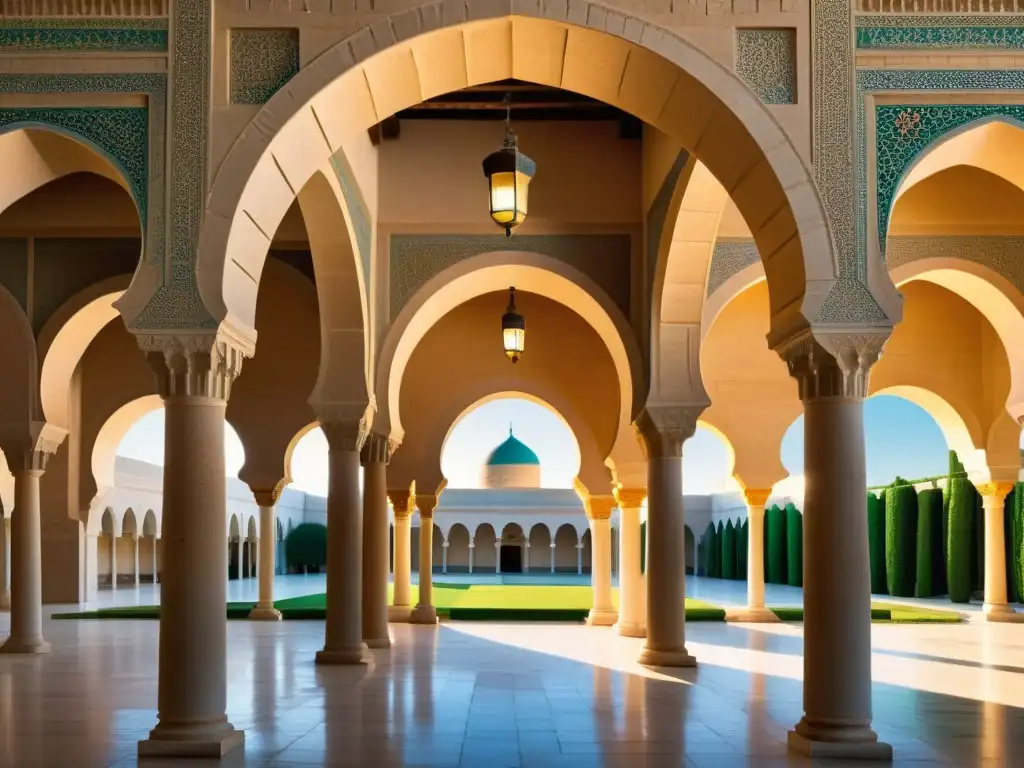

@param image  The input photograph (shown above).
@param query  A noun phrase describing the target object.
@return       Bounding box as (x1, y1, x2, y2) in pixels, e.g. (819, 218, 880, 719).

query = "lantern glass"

(488, 170, 531, 227)
(503, 327, 525, 361)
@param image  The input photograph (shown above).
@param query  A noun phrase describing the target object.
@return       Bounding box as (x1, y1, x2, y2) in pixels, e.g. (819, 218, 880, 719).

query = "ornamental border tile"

(228, 28, 299, 106)
(0, 74, 165, 271)
(0, 26, 167, 52)
(734, 29, 796, 105)
(855, 15, 1024, 29)
(886, 235, 1024, 296)
(856, 69, 1024, 269)
(855, 24, 1024, 49)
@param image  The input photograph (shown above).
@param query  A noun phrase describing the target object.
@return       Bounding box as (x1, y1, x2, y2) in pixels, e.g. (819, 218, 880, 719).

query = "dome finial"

(509, 422, 513, 438)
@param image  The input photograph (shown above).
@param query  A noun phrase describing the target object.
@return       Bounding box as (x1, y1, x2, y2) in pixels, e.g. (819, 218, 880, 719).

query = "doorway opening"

(500, 545, 523, 574)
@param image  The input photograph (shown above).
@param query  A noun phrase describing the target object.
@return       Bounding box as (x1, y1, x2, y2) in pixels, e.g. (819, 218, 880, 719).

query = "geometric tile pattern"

(735, 29, 796, 105)
(230, 29, 300, 105)
(856, 15, 1024, 50)
(706, 239, 759, 296)
(0, 18, 167, 51)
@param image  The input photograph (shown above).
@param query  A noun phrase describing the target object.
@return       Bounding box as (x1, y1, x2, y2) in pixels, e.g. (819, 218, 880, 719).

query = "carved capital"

(140, 330, 247, 402)
(778, 330, 888, 401)
(360, 432, 392, 466)
(977, 481, 1015, 502)
(251, 479, 287, 509)
(613, 487, 646, 509)
(0, 421, 67, 475)
(743, 488, 772, 508)
(584, 495, 615, 521)
(416, 494, 438, 519)
(316, 402, 374, 453)
(389, 490, 414, 517)
(633, 404, 704, 459)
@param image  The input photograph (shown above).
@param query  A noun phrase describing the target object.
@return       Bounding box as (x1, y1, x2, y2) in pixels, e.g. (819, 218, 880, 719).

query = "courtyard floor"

(0, 576, 1021, 767)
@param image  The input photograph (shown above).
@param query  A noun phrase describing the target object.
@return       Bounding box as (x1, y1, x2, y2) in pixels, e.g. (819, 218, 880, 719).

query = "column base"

(248, 605, 282, 621)
(315, 643, 369, 665)
(408, 605, 438, 624)
(139, 722, 245, 759)
(0, 637, 51, 655)
(586, 609, 618, 627)
(388, 604, 413, 622)
(788, 725, 892, 760)
(638, 645, 697, 668)
(364, 635, 392, 649)
(983, 603, 1023, 622)
(726, 606, 781, 623)
(614, 620, 646, 638)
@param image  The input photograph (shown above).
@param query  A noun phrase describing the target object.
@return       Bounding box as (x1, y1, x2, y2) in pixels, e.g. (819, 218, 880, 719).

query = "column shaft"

(496, 541, 502, 575)
(361, 439, 390, 648)
(980, 484, 1016, 618)
(0, 516, 10, 610)
(133, 537, 140, 587)
(550, 544, 555, 573)
(586, 499, 616, 626)
(152, 537, 158, 584)
(576, 544, 582, 575)
(249, 501, 281, 621)
(110, 533, 118, 589)
(729, 491, 778, 623)
(615, 493, 646, 637)
(441, 543, 448, 574)
(409, 500, 437, 624)
(316, 426, 367, 665)
(468, 543, 475, 574)
(389, 500, 413, 621)
(0, 469, 49, 654)
(139, 393, 243, 757)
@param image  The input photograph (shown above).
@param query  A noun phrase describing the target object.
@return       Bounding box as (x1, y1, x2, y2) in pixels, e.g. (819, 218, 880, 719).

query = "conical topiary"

(722, 519, 736, 580)
(971, 487, 985, 596)
(885, 478, 917, 597)
(704, 521, 718, 578)
(739, 518, 749, 581)
(867, 492, 887, 594)
(947, 476, 974, 603)
(785, 504, 803, 587)
(915, 488, 942, 598)
(767, 504, 787, 585)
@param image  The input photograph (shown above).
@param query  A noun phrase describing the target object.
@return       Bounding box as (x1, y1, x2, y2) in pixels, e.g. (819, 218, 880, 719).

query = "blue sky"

(117, 394, 953, 497)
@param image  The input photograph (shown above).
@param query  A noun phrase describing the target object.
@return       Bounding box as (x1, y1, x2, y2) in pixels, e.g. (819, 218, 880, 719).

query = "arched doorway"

(499, 523, 526, 574)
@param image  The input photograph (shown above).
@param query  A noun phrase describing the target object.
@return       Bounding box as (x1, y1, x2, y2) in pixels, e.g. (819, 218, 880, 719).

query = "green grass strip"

(768, 601, 962, 624)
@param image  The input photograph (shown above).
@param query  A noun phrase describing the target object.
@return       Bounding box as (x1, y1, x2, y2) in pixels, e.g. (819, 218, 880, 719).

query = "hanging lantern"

(501, 287, 525, 363)
(482, 93, 536, 237)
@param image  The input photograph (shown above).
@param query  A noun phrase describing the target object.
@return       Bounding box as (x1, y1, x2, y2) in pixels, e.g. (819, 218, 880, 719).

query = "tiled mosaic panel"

(875, 103, 1024, 254)
(706, 240, 758, 296)
(856, 25, 1024, 50)
(229, 28, 300, 105)
(0, 107, 148, 223)
(735, 29, 796, 105)
(0, 25, 167, 51)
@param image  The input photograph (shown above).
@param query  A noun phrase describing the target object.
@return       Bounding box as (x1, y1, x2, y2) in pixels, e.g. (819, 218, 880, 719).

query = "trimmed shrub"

(785, 504, 803, 587)
(1014, 483, 1024, 602)
(972, 488, 985, 595)
(867, 493, 887, 594)
(763, 507, 770, 581)
(885, 480, 917, 597)
(915, 488, 943, 598)
(722, 520, 737, 580)
(716, 521, 725, 578)
(767, 504, 787, 585)
(947, 477, 974, 603)
(696, 533, 706, 577)
(1005, 489, 1017, 604)
(737, 517, 748, 581)
(285, 522, 327, 572)
(703, 522, 718, 578)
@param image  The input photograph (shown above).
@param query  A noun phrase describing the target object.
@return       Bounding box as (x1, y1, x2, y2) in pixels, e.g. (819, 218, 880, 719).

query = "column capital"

(361, 432, 397, 466)
(252, 483, 285, 508)
(743, 488, 772, 507)
(633, 404, 704, 458)
(584, 495, 616, 521)
(613, 487, 646, 509)
(778, 331, 888, 402)
(415, 494, 437, 519)
(388, 490, 414, 517)
(977, 481, 1015, 502)
(319, 407, 372, 453)
(140, 330, 247, 402)
(0, 421, 67, 475)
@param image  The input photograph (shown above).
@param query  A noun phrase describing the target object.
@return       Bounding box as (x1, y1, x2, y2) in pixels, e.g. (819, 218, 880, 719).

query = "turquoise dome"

(485, 429, 540, 466)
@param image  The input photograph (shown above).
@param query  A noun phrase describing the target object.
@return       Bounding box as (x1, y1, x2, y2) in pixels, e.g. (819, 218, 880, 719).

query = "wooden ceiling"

(370, 79, 641, 143)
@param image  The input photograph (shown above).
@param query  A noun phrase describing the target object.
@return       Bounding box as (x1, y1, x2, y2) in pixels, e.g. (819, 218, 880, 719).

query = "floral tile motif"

(856, 25, 1024, 50)
(0, 25, 167, 51)
(229, 28, 299, 105)
(735, 29, 796, 105)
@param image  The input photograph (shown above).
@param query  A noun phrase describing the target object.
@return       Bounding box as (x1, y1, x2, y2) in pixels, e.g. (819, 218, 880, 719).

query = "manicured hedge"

(1013, 483, 1024, 602)
(722, 519, 737, 580)
(767, 504, 787, 585)
(738, 518, 748, 580)
(285, 522, 327, 572)
(972, 489, 985, 595)
(703, 522, 718, 578)
(915, 488, 943, 598)
(867, 492, 887, 594)
(786, 504, 803, 587)
(1005, 488, 1018, 604)
(885, 480, 917, 597)
(947, 477, 974, 603)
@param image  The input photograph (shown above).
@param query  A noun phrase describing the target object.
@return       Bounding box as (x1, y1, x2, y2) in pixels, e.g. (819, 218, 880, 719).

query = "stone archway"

(198, 8, 843, 367)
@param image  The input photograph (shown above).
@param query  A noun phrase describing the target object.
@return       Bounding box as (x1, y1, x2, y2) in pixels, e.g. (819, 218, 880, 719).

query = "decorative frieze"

(0, 18, 167, 51)
(856, 19, 1024, 50)
(0, 0, 168, 16)
(229, 28, 299, 105)
(735, 29, 796, 105)
(855, 0, 1024, 11)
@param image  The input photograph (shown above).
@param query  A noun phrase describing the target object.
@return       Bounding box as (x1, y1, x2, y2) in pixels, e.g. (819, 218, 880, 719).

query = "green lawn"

(53, 582, 726, 622)
(768, 601, 962, 624)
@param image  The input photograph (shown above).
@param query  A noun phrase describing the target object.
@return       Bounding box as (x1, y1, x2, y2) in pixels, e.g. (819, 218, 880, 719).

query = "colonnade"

(99, 532, 159, 588)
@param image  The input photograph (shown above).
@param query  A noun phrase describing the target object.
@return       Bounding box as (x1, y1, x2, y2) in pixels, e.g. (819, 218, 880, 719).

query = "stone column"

(138, 339, 245, 758)
(634, 406, 702, 668)
(468, 541, 475, 574)
(110, 532, 118, 589)
(979, 482, 1017, 619)
(576, 543, 583, 575)
(316, 417, 368, 665)
(495, 540, 502, 575)
(585, 495, 617, 626)
(409, 495, 438, 624)
(523, 542, 530, 572)
(0, 426, 63, 654)
(730, 488, 779, 623)
(441, 541, 448, 574)
(0, 515, 10, 610)
(361, 433, 391, 649)
(784, 336, 891, 759)
(132, 535, 141, 587)
(249, 487, 283, 621)
(151, 536, 159, 584)
(550, 542, 556, 573)
(614, 487, 646, 637)
(388, 491, 413, 621)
